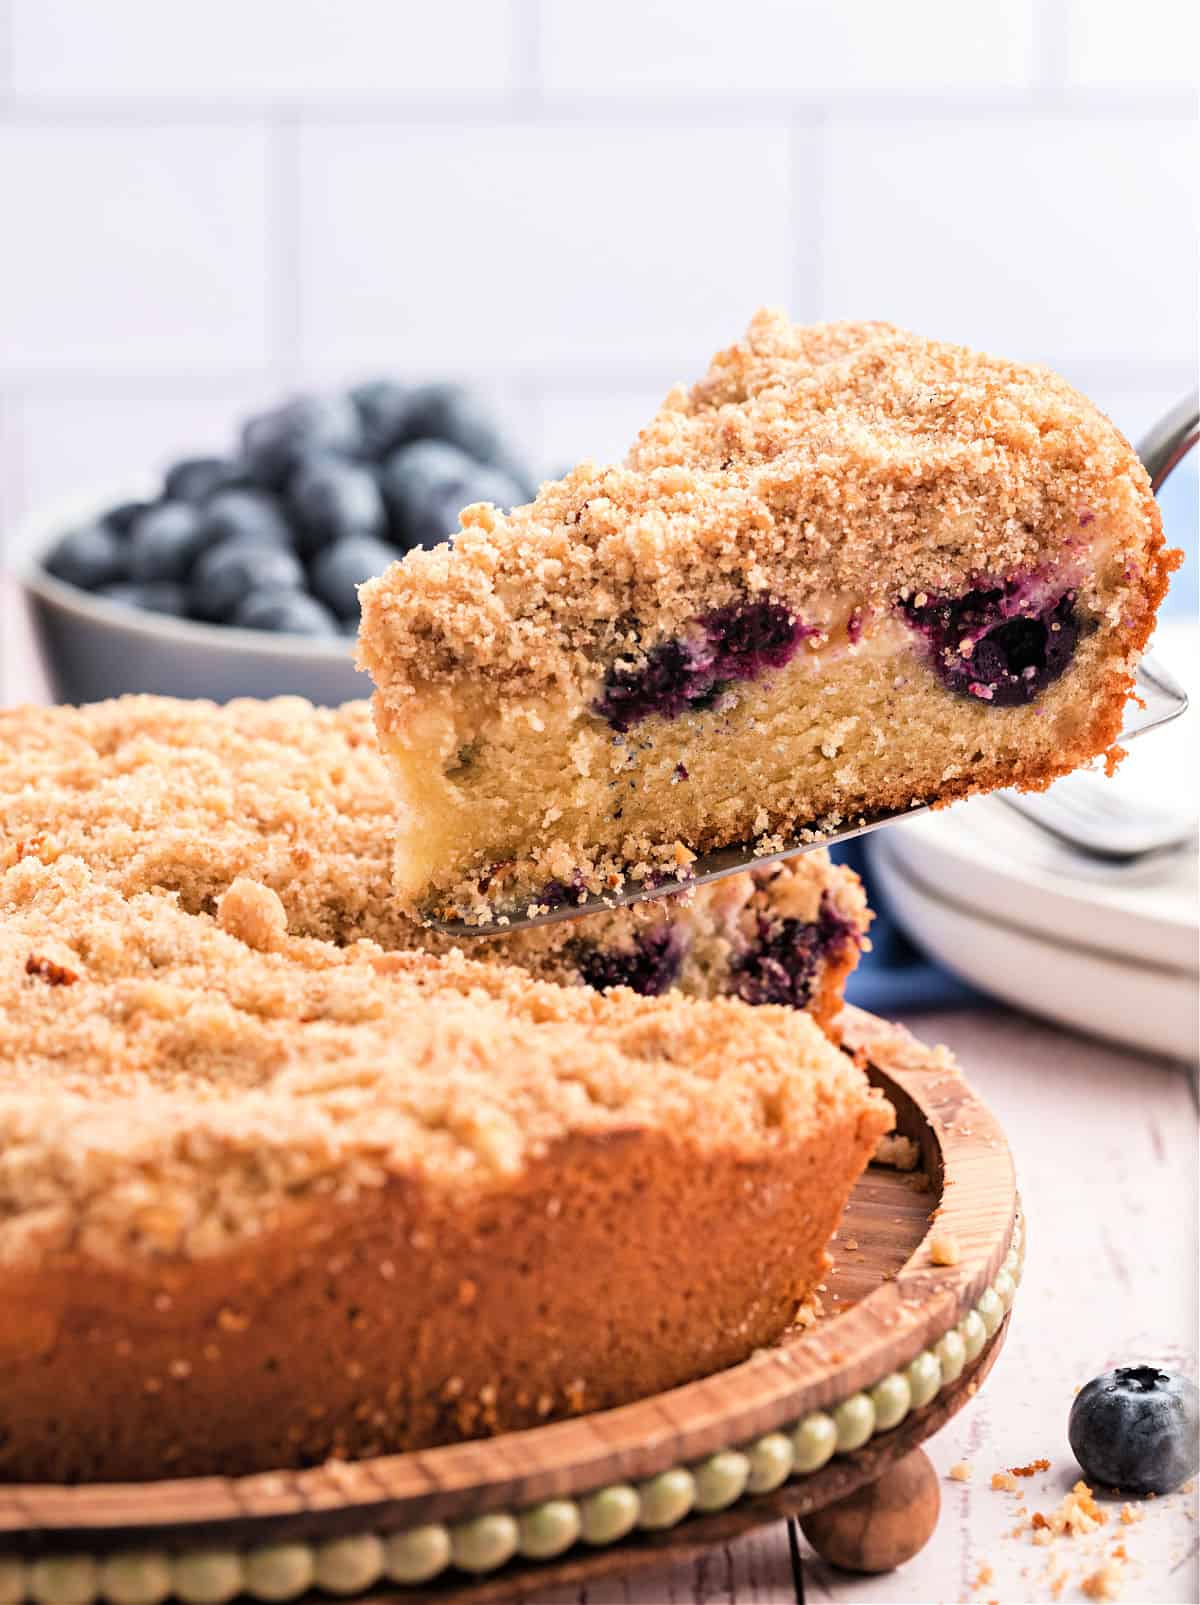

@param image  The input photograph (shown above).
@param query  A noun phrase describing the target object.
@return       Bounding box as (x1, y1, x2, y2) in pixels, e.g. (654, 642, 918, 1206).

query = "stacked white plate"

(870, 621, 1199, 1062)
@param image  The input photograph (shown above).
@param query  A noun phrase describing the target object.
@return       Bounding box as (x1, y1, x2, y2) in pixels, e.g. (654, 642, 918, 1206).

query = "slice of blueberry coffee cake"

(0, 696, 868, 1037)
(359, 311, 1177, 924)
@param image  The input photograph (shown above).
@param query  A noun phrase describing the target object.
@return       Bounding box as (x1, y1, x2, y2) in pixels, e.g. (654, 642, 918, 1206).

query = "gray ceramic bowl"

(17, 482, 369, 707)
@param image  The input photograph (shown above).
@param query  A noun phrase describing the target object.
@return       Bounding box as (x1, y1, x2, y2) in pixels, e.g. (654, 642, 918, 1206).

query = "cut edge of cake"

(0, 696, 870, 1036)
(358, 311, 1178, 923)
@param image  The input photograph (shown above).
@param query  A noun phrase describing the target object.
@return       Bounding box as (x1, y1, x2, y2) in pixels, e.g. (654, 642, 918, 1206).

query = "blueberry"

(231, 590, 340, 637)
(350, 378, 415, 458)
(189, 542, 305, 623)
(164, 456, 245, 504)
(102, 500, 154, 535)
(127, 501, 207, 582)
(44, 523, 126, 590)
(288, 456, 387, 555)
(575, 928, 683, 997)
(197, 488, 295, 554)
(380, 439, 525, 551)
(901, 580, 1082, 706)
(241, 394, 362, 488)
(1069, 1366, 1199, 1495)
(400, 383, 532, 491)
(98, 580, 188, 617)
(594, 600, 811, 733)
(729, 895, 860, 1009)
(310, 535, 398, 621)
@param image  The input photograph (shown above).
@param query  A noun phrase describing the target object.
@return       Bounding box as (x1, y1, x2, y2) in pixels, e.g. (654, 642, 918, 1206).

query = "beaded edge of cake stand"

(2, 1214, 1024, 1604)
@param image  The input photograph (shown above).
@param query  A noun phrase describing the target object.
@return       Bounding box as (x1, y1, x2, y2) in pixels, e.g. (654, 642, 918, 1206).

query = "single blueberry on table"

(310, 534, 398, 621)
(189, 542, 306, 623)
(197, 488, 295, 554)
(127, 501, 206, 582)
(1069, 1367, 1198, 1495)
(98, 580, 187, 617)
(231, 590, 340, 637)
(44, 523, 126, 590)
(288, 456, 387, 555)
(164, 456, 245, 505)
(241, 394, 363, 488)
(574, 927, 684, 997)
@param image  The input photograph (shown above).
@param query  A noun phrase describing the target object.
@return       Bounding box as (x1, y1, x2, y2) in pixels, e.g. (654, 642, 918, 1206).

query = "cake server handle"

(1137, 390, 1198, 492)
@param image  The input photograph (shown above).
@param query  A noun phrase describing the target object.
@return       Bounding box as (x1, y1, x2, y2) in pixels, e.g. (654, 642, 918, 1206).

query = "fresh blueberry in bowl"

(190, 542, 306, 624)
(350, 378, 415, 458)
(98, 580, 188, 618)
(288, 456, 387, 555)
(398, 383, 533, 494)
(1069, 1366, 1199, 1494)
(381, 439, 525, 551)
(232, 590, 340, 637)
(197, 488, 295, 554)
(241, 395, 363, 488)
(45, 523, 127, 590)
(101, 499, 155, 535)
(127, 501, 207, 582)
(310, 534, 398, 621)
(164, 456, 245, 505)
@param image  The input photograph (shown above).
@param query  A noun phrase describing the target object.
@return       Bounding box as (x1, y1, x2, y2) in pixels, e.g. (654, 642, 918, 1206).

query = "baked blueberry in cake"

(358, 311, 1178, 925)
(0, 696, 868, 1038)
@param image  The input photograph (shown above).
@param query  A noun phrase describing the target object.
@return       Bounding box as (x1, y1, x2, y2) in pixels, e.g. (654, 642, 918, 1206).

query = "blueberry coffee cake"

(359, 310, 1177, 924)
(0, 856, 891, 1481)
(0, 696, 869, 1036)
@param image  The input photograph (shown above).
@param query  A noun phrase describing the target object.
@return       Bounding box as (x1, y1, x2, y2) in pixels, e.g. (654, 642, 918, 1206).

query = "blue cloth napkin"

(839, 457, 1198, 1017)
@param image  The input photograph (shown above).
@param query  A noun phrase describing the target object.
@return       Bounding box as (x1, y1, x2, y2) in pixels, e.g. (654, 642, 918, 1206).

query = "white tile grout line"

(0, 90, 1195, 126)
(0, 0, 12, 99)
(266, 113, 303, 389)
(511, 0, 542, 103)
(1034, 0, 1072, 93)
(2, 360, 1194, 398)
(792, 112, 822, 323)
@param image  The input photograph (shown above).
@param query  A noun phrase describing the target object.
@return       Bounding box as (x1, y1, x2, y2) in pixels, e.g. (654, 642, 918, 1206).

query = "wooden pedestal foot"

(799, 1447, 940, 1574)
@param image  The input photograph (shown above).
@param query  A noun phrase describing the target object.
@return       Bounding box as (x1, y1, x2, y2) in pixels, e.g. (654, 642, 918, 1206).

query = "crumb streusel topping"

(0, 856, 885, 1266)
(0, 695, 866, 996)
(359, 309, 1164, 714)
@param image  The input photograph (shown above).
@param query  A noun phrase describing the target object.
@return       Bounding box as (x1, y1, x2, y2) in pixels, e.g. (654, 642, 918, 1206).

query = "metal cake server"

(431, 397, 1194, 937)
(995, 390, 1198, 862)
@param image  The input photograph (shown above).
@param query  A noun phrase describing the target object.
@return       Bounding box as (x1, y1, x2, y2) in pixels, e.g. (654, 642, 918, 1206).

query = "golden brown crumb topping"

(0, 857, 888, 1265)
(360, 309, 1164, 713)
(0, 694, 866, 984)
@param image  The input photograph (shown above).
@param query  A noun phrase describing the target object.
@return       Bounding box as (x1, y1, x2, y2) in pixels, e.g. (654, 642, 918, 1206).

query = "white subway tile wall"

(1, 0, 1195, 555)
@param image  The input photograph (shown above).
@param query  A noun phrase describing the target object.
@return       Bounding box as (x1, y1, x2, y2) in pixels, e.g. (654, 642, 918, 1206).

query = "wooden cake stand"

(0, 1008, 1021, 1604)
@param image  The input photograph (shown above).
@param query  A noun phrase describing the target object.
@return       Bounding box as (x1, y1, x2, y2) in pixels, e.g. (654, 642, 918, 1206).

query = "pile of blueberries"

(43, 383, 533, 637)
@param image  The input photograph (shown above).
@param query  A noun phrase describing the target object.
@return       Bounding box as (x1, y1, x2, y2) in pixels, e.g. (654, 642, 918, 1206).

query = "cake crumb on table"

(1080, 1557, 1125, 1599)
(1010, 1457, 1052, 1476)
(992, 1470, 1020, 1492)
(1031, 1481, 1107, 1540)
(949, 1460, 973, 1481)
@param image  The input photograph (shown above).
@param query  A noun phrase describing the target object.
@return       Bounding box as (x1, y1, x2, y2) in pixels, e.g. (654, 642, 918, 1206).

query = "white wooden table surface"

(2, 584, 1197, 1605)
